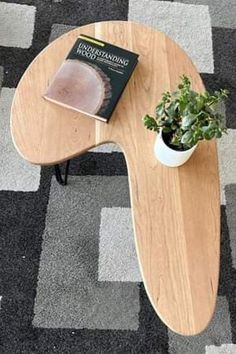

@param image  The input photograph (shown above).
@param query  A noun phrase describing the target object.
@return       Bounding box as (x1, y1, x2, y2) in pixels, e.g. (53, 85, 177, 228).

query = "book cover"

(43, 34, 139, 122)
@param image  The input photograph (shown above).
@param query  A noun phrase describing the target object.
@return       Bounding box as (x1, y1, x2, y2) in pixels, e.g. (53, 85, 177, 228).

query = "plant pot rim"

(159, 129, 197, 153)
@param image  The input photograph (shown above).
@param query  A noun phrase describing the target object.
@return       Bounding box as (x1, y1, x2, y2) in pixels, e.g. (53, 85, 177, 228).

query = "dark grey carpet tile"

(1, 287, 168, 354)
(228, 259, 236, 341)
(218, 206, 234, 296)
(212, 28, 236, 85)
(202, 27, 236, 128)
(0, 47, 37, 88)
(218, 207, 236, 343)
(50, 0, 129, 25)
(62, 152, 128, 176)
(229, 268, 236, 343)
(32, 1, 55, 53)
(0, 168, 51, 228)
(225, 184, 236, 268)
(0, 66, 3, 90)
(0, 170, 51, 354)
(137, 284, 169, 354)
(224, 185, 236, 342)
(0, 168, 51, 315)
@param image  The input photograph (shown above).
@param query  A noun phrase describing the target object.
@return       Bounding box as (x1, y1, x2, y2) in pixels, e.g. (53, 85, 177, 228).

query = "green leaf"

(156, 104, 165, 117)
(195, 110, 208, 121)
(189, 90, 198, 100)
(162, 126, 172, 133)
(183, 103, 193, 116)
(196, 96, 205, 111)
(165, 101, 177, 119)
(201, 126, 210, 133)
(171, 123, 178, 130)
(182, 114, 197, 128)
(143, 115, 159, 132)
(179, 99, 188, 113)
(193, 129, 202, 140)
(203, 128, 215, 140)
(181, 131, 193, 145)
(163, 117, 173, 125)
(162, 91, 171, 103)
(171, 133, 181, 146)
(215, 130, 222, 138)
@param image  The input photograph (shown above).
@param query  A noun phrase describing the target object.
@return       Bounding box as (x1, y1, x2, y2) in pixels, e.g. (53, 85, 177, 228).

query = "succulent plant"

(143, 75, 229, 151)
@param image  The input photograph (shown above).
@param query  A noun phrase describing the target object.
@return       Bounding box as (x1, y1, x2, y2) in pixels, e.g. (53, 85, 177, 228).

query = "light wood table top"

(11, 21, 220, 335)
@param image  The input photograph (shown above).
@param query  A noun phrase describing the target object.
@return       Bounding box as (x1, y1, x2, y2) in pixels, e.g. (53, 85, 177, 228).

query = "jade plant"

(143, 75, 229, 151)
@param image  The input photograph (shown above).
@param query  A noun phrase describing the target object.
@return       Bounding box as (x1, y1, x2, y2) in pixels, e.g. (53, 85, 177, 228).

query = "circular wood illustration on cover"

(44, 59, 112, 115)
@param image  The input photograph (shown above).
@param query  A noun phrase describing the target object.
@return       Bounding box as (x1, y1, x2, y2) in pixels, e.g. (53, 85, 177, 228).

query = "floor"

(0, 1, 236, 353)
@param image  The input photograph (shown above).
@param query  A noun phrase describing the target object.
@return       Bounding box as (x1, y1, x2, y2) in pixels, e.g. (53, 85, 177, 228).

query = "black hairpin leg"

(54, 160, 70, 185)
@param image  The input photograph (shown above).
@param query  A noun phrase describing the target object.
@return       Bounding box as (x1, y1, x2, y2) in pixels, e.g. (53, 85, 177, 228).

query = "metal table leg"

(54, 160, 70, 185)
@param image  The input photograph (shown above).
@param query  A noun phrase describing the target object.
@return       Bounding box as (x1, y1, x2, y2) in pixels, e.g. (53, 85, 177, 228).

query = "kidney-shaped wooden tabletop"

(11, 21, 220, 335)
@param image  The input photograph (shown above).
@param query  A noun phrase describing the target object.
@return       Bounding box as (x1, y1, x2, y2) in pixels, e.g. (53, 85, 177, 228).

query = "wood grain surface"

(11, 21, 220, 335)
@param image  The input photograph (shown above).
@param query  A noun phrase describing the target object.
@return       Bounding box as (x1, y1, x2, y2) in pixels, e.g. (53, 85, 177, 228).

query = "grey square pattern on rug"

(33, 176, 140, 330)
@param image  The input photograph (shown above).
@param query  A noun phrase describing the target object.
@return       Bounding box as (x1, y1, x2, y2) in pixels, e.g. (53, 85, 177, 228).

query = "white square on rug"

(0, 88, 40, 191)
(206, 343, 236, 354)
(0, 2, 36, 48)
(98, 207, 142, 282)
(128, 0, 214, 73)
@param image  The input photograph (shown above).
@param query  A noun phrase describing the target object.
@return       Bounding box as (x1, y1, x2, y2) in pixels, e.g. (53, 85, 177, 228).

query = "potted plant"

(143, 75, 229, 167)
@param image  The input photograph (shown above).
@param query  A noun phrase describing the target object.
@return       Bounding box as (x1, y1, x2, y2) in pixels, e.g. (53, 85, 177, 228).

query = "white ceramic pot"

(154, 131, 197, 167)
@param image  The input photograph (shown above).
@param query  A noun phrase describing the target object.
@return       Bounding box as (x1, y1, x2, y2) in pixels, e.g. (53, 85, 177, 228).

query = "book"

(43, 34, 139, 122)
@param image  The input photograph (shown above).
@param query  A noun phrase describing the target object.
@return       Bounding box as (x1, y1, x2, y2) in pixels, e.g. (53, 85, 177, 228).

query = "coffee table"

(11, 21, 220, 335)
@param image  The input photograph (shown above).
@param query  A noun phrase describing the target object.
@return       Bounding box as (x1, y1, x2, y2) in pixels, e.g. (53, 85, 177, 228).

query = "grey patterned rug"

(0, 1, 236, 353)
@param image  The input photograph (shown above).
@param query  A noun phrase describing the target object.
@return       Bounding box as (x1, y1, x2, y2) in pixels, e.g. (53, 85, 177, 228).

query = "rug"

(0, 1, 236, 353)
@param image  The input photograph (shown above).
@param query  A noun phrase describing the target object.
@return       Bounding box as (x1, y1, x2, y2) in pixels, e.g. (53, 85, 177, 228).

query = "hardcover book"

(43, 34, 139, 122)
